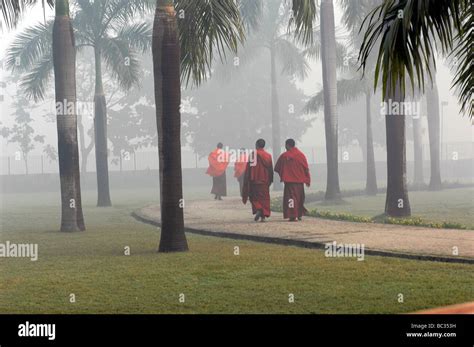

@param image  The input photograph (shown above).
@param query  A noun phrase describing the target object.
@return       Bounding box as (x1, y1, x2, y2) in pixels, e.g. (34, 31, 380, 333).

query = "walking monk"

(234, 148, 248, 197)
(242, 139, 274, 222)
(274, 139, 311, 221)
(207, 143, 229, 200)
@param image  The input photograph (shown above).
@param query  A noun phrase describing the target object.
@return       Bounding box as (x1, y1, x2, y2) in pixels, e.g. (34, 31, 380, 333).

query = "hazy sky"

(0, 2, 472, 157)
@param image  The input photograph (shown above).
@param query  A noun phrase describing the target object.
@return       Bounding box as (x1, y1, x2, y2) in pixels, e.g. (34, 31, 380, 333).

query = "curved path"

(134, 197, 474, 264)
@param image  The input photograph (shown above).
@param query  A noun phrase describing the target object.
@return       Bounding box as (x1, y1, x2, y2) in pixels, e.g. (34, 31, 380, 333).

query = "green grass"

(0, 189, 473, 314)
(305, 188, 474, 229)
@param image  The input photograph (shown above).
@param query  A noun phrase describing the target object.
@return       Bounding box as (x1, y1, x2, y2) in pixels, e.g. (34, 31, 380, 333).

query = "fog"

(0, 2, 472, 193)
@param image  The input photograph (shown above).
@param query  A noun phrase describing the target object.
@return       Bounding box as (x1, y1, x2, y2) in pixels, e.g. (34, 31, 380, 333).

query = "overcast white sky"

(0, 2, 472, 157)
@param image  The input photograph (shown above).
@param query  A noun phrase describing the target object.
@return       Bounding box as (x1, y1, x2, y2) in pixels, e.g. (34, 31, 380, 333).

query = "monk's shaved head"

(285, 139, 296, 149)
(217, 142, 223, 149)
(256, 139, 266, 149)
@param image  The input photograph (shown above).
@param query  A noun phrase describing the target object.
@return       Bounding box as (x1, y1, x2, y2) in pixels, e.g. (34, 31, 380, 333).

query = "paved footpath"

(134, 197, 474, 263)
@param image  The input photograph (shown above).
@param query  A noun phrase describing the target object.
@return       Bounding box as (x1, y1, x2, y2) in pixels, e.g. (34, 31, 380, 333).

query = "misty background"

(0, 2, 472, 192)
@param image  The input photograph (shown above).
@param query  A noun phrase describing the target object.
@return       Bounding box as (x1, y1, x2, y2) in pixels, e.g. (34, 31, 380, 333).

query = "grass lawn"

(0, 189, 473, 314)
(306, 187, 474, 229)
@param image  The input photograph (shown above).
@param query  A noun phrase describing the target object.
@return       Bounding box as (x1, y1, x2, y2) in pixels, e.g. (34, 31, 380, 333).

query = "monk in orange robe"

(242, 139, 274, 222)
(234, 149, 248, 197)
(206, 143, 229, 200)
(274, 139, 311, 221)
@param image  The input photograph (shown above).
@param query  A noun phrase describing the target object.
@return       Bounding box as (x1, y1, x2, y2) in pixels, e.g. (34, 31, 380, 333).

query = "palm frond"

(289, 0, 317, 45)
(100, 36, 141, 90)
(304, 77, 365, 114)
(115, 22, 152, 53)
(177, 0, 245, 87)
(5, 20, 53, 72)
(20, 53, 53, 102)
(1, 0, 53, 30)
(274, 37, 309, 79)
(237, 0, 263, 31)
(359, 0, 471, 117)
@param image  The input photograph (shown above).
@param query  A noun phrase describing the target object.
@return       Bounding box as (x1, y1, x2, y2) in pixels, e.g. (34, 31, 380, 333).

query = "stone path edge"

(132, 209, 474, 265)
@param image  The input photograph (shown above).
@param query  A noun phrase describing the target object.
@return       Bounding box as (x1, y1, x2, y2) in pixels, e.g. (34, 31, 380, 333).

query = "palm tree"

(72, 0, 152, 207)
(305, 75, 379, 196)
(3, 0, 85, 231)
(319, 0, 341, 200)
(219, 1, 310, 191)
(308, 0, 381, 196)
(359, 0, 472, 216)
(52, 0, 85, 231)
(426, 74, 442, 190)
(152, 0, 316, 252)
(340, 0, 382, 196)
(6, 0, 152, 207)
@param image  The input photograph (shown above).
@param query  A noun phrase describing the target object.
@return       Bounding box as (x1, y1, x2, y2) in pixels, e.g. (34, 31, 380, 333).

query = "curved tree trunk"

(52, 0, 85, 232)
(320, 0, 341, 201)
(152, 0, 188, 253)
(270, 45, 282, 191)
(426, 76, 442, 190)
(365, 91, 378, 195)
(384, 79, 411, 217)
(93, 46, 112, 207)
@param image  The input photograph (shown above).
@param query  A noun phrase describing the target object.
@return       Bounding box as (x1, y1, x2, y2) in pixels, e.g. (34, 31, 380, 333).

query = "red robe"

(207, 148, 229, 196)
(274, 147, 311, 219)
(206, 148, 229, 177)
(234, 153, 248, 196)
(234, 153, 248, 178)
(242, 149, 273, 217)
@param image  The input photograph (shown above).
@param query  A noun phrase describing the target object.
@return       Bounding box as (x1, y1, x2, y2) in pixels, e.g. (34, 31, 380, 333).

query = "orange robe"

(207, 148, 229, 196)
(242, 149, 274, 217)
(274, 147, 311, 219)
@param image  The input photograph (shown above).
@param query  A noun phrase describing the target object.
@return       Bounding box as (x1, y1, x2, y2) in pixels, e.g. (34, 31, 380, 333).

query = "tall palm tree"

(219, 1, 310, 191)
(319, 0, 341, 200)
(152, 0, 316, 252)
(6, 0, 152, 207)
(305, 75, 379, 195)
(426, 74, 442, 190)
(52, 0, 85, 231)
(73, 0, 152, 207)
(308, 0, 381, 196)
(341, 0, 382, 196)
(3, 0, 85, 231)
(359, 0, 472, 216)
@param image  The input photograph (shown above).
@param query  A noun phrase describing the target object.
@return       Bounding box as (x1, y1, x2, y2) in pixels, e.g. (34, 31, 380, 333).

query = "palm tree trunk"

(412, 110, 424, 187)
(93, 46, 112, 207)
(270, 45, 282, 191)
(365, 91, 377, 195)
(320, 0, 341, 200)
(384, 78, 411, 217)
(426, 76, 442, 190)
(77, 115, 88, 173)
(52, 0, 85, 231)
(152, 0, 188, 253)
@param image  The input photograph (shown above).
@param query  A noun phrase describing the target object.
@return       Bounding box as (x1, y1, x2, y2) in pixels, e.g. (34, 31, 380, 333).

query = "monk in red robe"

(242, 139, 274, 222)
(206, 143, 229, 200)
(234, 149, 248, 197)
(274, 139, 311, 221)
